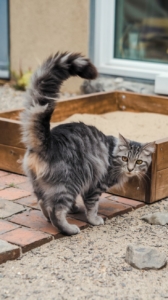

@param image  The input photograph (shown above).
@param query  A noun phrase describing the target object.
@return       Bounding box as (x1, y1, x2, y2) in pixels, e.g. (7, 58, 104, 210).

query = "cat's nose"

(127, 167, 134, 172)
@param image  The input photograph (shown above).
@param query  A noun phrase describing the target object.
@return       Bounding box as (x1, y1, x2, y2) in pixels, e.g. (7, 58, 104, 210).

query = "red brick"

(0, 220, 20, 235)
(0, 171, 9, 177)
(0, 184, 6, 191)
(98, 198, 132, 218)
(15, 195, 39, 210)
(17, 181, 33, 192)
(108, 195, 145, 209)
(0, 227, 52, 253)
(9, 210, 61, 238)
(0, 187, 31, 200)
(9, 210, 88, 237)
(0, 174, 27, 186)
(101, 193, 112, 198)
(0, 240, 20, 264)
(68, 200, 106, 223)
(68, 218, 88, 230)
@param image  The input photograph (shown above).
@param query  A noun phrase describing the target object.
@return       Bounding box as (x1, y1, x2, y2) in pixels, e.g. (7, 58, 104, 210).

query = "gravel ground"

(0, 84, 25, 112)
(0, 200, 168, 300)
(0, 84, 77, 112)
(0, 76, 155, 112)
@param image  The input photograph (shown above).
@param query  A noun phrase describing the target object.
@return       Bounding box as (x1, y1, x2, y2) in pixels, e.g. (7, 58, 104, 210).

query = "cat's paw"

(64, 224, 80, 236)
(88, 216, 104, 226)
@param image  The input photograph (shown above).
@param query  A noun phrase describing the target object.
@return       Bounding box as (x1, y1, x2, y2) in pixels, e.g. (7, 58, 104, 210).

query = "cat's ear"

(118, 133, 130, 149)
(142, 142, 156, 155)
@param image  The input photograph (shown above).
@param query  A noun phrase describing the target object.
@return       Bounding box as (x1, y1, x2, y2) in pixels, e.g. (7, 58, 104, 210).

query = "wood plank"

(156, 168, 168, 200)
(116, 91, 168, 115)
(0, 109, 22, 120)
(108, 176, 146, 202)
(51, 91, 118, 122)
(0, 144, 25, 175)
(155, 138, 168, 171)
(148, 151, 157, 203)
(0, 118, 24, 148)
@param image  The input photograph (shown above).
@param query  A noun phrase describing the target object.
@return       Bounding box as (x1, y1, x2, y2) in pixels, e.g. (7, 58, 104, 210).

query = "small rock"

(141, 212, 168, 225)
(122, 266, 132, 271)
(125, 244, 167, 270)
(114, 77, 124, 84)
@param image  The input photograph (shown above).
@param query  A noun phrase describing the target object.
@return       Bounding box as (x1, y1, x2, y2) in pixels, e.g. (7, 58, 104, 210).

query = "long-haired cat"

(21, 52, 155, 235)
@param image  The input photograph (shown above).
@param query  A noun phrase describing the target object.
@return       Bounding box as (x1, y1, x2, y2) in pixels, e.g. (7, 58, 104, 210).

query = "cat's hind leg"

(69, 194, 81, 213)
(39, 199, 50, 222)
(48, 196, 80, 235)
(84, 190, 104, 226)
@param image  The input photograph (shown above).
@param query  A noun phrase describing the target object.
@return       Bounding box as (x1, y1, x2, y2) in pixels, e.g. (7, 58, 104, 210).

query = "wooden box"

(0, 90, 168, 204)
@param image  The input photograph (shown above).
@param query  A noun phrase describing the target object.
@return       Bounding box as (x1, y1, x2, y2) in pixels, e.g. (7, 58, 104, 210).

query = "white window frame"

(93, 0, 168, 80)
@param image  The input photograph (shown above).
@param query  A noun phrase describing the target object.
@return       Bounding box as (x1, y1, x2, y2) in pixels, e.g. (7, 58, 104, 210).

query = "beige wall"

(10, 0, 90, 93)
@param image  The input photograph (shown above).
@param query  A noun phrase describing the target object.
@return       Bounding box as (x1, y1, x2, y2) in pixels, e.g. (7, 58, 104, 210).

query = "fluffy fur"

(21, 52, 155, 235)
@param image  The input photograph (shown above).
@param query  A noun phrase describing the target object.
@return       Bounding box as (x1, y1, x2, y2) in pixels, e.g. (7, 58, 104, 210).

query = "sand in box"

(51, 111, 168, 143)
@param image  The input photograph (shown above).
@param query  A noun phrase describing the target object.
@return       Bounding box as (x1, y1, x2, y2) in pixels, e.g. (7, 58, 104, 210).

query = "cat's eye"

(122, 156, 128, 162)
(136, 159, 143, 165)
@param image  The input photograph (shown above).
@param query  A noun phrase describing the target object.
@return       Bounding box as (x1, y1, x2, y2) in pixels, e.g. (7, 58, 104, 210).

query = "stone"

(0, 239, 20, 264)
(0, 199, 25, 218)
(141, 212, 168, 225)
(114, 77, 124, 84)
(125, 244, 167, 270)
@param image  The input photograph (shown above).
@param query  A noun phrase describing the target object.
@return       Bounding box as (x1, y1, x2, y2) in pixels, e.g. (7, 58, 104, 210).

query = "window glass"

(114, 0, 168, 63)
(0, 0, 9, 78)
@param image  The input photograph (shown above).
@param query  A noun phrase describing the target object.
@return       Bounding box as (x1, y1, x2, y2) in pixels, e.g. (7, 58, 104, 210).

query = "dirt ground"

(0, 199, 168, 300)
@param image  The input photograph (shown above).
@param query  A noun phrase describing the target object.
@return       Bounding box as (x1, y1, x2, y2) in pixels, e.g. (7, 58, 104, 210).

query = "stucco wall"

(10, 0, 89, 93)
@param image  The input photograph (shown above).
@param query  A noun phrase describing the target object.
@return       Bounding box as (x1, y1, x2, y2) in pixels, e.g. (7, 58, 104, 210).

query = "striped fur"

(21, 52, 155, 235)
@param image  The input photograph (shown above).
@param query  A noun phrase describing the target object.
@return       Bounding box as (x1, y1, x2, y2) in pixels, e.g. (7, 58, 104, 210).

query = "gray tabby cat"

(21, 52, 155, 235)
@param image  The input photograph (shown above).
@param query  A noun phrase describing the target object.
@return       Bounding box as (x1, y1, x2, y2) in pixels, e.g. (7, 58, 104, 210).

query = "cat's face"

(113, 134, 156, 180)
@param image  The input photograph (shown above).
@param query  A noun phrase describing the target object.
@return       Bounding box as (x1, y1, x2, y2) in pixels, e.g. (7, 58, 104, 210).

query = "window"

(91, 0, 168, 80)
(0, 0, 10, 79)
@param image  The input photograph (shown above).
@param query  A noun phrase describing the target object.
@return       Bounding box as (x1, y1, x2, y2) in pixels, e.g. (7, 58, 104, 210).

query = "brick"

(0, 227, 52, 253)
(9, 210, 61, 238)
(0, 220, 20, 234)
(17, 181, 33, 192)
(69, 197, 131, 222)
(0, 174, 27, 186)
(0, 184, 6, 191)
(9, 210, 88, 237)
(68, 199, 106, 223)
(0, 199, 25, 218)
(0, 171, 9, 177)
(0, 187, 31, 200)
(15, 195, 40, 210)
(98, 198, 132, 218)
(101, 193, 112, 198)
(0, 239, 20, 264)
(108, 195, 145, 209)
(68, 217, 88, 230)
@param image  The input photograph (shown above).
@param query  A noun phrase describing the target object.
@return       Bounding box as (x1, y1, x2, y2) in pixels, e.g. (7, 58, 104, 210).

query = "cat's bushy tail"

(20, 52, 97, 153)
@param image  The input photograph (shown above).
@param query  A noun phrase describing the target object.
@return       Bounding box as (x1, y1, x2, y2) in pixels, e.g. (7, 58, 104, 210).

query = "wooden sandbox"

(0, 90, 168, 204)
